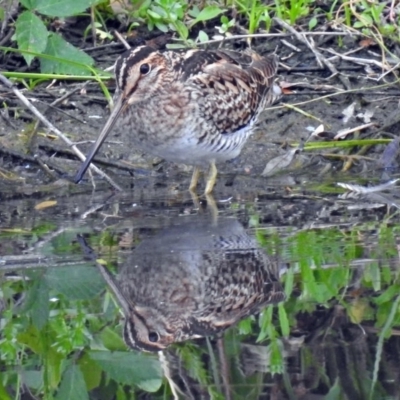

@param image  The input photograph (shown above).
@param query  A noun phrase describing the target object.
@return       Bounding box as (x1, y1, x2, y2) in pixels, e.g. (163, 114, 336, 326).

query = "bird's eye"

(140, 63, 150, 75)
(148, 331, 159, 343)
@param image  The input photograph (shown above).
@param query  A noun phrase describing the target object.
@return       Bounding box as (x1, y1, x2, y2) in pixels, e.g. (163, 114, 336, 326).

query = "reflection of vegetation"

(1, 218, 400, 398)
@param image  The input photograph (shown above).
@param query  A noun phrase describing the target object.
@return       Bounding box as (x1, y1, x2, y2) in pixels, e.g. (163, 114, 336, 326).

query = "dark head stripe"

(115, 46, 156, 89)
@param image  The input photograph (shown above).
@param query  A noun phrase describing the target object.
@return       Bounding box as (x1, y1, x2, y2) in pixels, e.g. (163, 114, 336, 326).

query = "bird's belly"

(115, 105, 253, 166)
(139, 134, 243, 165)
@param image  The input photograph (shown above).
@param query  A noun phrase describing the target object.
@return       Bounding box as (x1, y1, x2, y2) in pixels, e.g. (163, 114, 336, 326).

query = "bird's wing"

(180, 49, 279, 135)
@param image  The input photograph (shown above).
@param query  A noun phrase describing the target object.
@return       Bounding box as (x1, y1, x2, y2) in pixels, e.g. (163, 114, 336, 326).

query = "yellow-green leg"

(204, 161, 218, 195)
(189, 166, 201, 192)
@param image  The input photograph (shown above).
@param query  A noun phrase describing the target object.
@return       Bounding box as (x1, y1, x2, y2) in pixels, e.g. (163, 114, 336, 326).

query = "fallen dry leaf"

(34, 200, 57, 210)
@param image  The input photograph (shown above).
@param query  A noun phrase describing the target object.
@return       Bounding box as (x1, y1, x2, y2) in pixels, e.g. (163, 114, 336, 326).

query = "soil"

(1, 18, 400, 202)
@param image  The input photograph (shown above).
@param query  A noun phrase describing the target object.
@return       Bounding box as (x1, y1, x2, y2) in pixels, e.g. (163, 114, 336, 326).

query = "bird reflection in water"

(100, 215, 286, 352)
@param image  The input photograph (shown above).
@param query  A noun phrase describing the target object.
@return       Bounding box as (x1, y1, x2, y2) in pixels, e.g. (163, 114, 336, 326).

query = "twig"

(324, 48, 392, 71)
(281, 102, 326, 124)
(0, 73, 122, 191)
(28, 82, 88, 152)
(193, 30, 362, 45)
(334, 122, 376, 139)
(274, 17, 352, 91)
(114, 30, 131, 50)
(0, 254, 87, 271)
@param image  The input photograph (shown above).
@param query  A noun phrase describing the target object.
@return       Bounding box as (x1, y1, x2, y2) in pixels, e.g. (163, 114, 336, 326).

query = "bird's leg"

(189, 166, 201, 192)
(204, 161, 218, 195)
(205, 192, 218, 223)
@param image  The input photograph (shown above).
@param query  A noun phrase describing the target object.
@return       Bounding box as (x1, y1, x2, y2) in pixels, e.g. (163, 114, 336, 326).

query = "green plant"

(233, 0, 272, 34)
(14, 0, 97, 74)
(351, 0, 399, 40)
(217, 15, 236, 35)
(129, 0, 225, 45)
(274, 0, 313, 25)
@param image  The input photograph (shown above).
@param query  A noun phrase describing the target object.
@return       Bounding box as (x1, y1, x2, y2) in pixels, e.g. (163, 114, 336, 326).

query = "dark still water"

(1, 187, 400, 400)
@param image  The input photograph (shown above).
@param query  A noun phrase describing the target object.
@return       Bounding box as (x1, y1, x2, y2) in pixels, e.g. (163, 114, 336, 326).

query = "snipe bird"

(74, 45, 281, 193)
(100, 216, 285, 352)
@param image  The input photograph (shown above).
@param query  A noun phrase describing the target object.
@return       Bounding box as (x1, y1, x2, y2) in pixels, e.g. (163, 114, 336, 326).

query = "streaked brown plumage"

(101, 216, 285, 352)
(74, 45, 281, 193)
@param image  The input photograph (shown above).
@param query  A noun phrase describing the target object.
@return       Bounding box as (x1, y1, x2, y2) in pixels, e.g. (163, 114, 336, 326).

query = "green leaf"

(269, 339, 284, 375)
(45, 265, 105, 300)
(237, 316, 253, 335)
(17, 325, 42, 354)
(0, 379, 12, 400)
(19, 277, 49, 330)
(309, 16, 317, 30)
(325, 378, 341, 400)
(283, 266, 294, 297)
(30, 279, 49, 330)
(40, 33, 94, 76)
(175, 20, 189, 40)
(23, 370, 43, 391)
(56, 364, 89, 400)
(190, 5, 224, 26)
(20, 0, 36, 10)
(100, 326, 126, 351)
(155, 21, 169, 32)
(374, 284, 400, 305)
(15, 11, 48, 66)
(78, 353, 102, 391)
(90, 351, 162, 392)
(17, 325, 64, 388)
(30, 0, 93, 17)
(147, 9, 162, 19)
(197, 30, 209, 43)
(278, 303, 289, 337)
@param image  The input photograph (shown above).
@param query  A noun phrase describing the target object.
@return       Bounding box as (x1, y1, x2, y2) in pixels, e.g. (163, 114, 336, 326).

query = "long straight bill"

(74, 95, 126, 183)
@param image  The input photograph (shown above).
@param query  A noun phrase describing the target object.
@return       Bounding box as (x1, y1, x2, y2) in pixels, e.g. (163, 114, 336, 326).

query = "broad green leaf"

(17, 325, 42, 354)
(325, 378, 341, 400)
(190, 6, 224, 26)
(197, 30, 209, 43)
(15, 11, 48, 66)
(17, 325, 64, 388)
(45, 265, 105, 300)
(23, 370, 43, 391)
(188, 5, 200, 18)
(20, 0, 36, 10)
(56, 364, 89, 400)
(0, 379, 11, 400)
(78, 353, 102, 391)
(29, 0, 93, 17)
(100, 326, 126, 351)
(374, 284, 400, 305)
(90, 351, 162, 392)
(40, 33, 94, 76)
(30, 279, 49, 330)
(46, 348, 65, 389)
(19, 276, 49, 330)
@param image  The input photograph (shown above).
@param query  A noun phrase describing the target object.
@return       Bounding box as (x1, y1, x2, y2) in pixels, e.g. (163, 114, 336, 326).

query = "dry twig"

(273, 17, 352, 91)
(0, 73, 122, 191)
